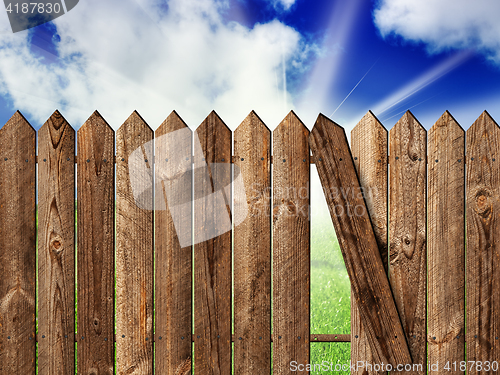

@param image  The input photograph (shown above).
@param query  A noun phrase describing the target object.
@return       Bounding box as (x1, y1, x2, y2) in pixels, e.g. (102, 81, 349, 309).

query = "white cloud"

(0, 0, 314, 129)
(374, 0, 500, 64)
(272, 0, 295, 11)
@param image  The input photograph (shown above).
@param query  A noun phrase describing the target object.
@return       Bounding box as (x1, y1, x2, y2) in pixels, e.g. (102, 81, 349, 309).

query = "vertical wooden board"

(77, 111, 115, 375)
(154, 111, 192, 374)
(116, 111, 154, 375)
(234, 111, 271, 375)
(466, 111, 500, 374)
(428, 111, 465, 373)
(272, 111, 310, 375)
(37, 111, 76, 375)
(350, 111, 388, 375)
(194, 111, 232, 375)
(310, 114, 411, 367)
(0, 112, 36, 375)
(389, 111, 427, 374)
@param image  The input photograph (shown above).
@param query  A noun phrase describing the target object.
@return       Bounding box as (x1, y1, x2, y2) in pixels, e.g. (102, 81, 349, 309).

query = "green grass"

(310, 211, 351, 374)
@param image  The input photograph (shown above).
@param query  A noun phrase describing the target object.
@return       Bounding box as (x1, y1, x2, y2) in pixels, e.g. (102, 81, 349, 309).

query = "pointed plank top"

(78, 110, 113, 134)
(274, 110, 309, 135)
(0, 110, 34, 133)
(118, 111, 153, 134)
(391, 110, 425, 133)
(39, 110, 73, 130)
(157, 111, 190, 136)
(235, 111, 270, 134)
(429, 111, 464, 135)
(353, 111, 387, 134)
(311, 113, 347, 151)
(197, 110, 230, 132)
(467, 110, 499, 134)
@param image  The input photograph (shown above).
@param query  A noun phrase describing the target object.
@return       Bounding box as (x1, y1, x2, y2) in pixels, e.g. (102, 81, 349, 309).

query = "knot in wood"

(50, 236, 64, 255)
(474, 188, 492, 218)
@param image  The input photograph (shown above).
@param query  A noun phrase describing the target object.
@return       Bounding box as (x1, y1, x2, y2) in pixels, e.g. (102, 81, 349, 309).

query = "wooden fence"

(0, 108, 498, 374)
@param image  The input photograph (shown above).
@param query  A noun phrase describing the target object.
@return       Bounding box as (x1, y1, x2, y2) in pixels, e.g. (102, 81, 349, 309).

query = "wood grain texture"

(194, 111, 232, 375)
(0, 111, 36, 375)
(466, 111, 500, 374)
(309, 113, 411, 367)
(350, 111, 388, 375)
(272, 111, 310, 375)
(234, 111, 271, 375)
(37, 110, 75, 375)
(116, 111, 154, 375)
(155, 111, 193, 375)
(388, 111, 427, 374)
(428, 111, 465, 373)
(77, 111, 115, 375)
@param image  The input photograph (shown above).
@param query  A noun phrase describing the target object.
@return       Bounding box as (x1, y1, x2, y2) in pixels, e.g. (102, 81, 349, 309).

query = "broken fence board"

(309, 113, 412, 368)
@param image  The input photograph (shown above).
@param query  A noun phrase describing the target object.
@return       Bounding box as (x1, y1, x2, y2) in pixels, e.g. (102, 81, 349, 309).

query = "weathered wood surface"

(0, 112, 36, 375)
(466, 111, 500, 374)
(234, 111, 271, 375)
(155, 111, 193, 375)
(309, 113, 412, 367)
(351, 111, 388, 375)
(388, 111, 427, 374)
(116, 111, 154, 375)
(194, 111, 232, 375)
(428, 111, 465, 373)
(37, 111, 75, 375)
(272, 111, 310, 375)
(77, 111, 115, 375)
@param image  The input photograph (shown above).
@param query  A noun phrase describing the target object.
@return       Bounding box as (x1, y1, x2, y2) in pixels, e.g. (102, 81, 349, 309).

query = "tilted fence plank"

(194, 111, 232, 375)
(351, 111, 388, 375)
(428, 111, 465, 373)
(466, 111, 500, 374)
(389, 111, 427, 374)
(0, 112, 36, 375)
(273, 111, 310, 375)
(116, 111, 154, 375)
(155, 111, 193, 375)
(310, 113, 411, 368)
(234, 111, 271, 375)
(77, 111, 115, 375)
(38, 111, 75, 375)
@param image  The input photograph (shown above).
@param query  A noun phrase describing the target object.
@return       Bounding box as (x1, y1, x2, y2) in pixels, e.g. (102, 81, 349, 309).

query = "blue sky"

(0, 0, 500, 132)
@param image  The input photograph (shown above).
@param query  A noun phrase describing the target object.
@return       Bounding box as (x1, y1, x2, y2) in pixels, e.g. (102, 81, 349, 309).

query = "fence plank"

(155, 111, 193, 374)
(234, 111, 271, 375)
(37, 111, 75, 375)
(194, 111, 232, 375)
(116, 111, 154, 375)
(273, 111, 310, 375)
(428, 111, 465, 373)
(77, 111, 115, 375)
(351, 111, 388, 375)
(0, 112, 36, 375)
(466, 111, 500, 374)
(389, 111, 427, 374)
(310, 113, 412, 367)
